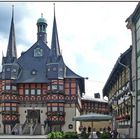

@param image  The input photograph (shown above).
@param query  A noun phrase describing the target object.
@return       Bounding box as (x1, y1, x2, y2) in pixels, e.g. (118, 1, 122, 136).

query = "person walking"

(111, 129, 118, 138)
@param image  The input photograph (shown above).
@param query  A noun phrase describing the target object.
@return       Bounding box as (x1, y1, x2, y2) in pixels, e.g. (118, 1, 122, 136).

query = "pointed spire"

(50, 3, 61, 61)
(12, 5, 14, 20)
(54, 3, 56, 17)
(41, 13, 43, 18)
(2, 51, 4, 65)
(6, 5, 17, 62)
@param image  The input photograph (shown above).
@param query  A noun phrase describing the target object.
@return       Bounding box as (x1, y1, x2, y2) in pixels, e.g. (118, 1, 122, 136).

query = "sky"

(0, 2, 138, 99)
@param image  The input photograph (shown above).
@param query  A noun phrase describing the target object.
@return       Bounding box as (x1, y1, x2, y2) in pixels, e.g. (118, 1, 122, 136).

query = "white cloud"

(0, 2, 138, 98)
(0, 35, 9, 71)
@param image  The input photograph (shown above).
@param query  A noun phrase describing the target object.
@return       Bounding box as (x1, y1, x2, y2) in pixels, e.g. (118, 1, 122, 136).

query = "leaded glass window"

(31, 89, 35, 95)
(25, 89, 29, 95)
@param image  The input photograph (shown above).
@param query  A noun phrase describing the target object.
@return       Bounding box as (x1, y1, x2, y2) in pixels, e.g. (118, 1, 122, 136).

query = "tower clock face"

(34, 47, 43, 57)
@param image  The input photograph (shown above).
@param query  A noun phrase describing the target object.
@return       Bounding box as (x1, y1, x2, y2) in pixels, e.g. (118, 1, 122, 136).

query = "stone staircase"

(12, 120, 44, 135)
(12, 123, 20, 134)
(44, 123, 48, 134)
(22, 122, 30, 135)
(33, 123, 42, 135)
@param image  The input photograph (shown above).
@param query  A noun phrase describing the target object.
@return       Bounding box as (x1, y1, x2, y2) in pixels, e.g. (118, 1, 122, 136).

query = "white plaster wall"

(131, 24, 137, 138)
(117, 128, 129, 138)
(138, 101, 140, 121)
(75, 107, 80, 133)
(138, 123, 140, 138)
(19, 107, 27, 124)
(62, 104, 76, 132)
(0, 114, 4, 134)
(39, 107, 47, 124)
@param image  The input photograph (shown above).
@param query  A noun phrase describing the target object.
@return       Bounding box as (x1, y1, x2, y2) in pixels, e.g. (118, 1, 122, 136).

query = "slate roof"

(1, 7, 85, 93)
(15, 41, 50, 83)
(126, 2, 140, 24)
(65, 66, 85, 93)
(65, 66, 83, 79)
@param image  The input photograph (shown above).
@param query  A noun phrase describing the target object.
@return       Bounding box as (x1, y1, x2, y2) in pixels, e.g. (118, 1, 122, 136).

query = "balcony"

(1, 90, 18, 95)
(47, 90, 65, 95)
(46, 94, 65, 103)
(46, 111, 65, 116)
(0, 100, 19, 103)
(2, 119, 19, 124)
(1, 111, 19, 115)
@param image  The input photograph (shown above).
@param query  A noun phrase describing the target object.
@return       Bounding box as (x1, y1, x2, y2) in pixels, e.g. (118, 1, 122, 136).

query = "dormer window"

(12, 69, 17, 72)
(6, 68, 10, 71)
(31, 70, 37, 75)
(2, 68, 5, 72)
(48, 67, 51, 71)
(59, 68, 63, 71)
(53, 67, 57, 71)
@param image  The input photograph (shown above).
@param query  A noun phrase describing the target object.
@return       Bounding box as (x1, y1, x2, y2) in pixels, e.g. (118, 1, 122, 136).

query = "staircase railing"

(22, 120, 28, 130)
(32, 123, 38, 134)
(22, 120, 30, 135)
(44, 123, 48, 134)
(11, 123, 20, 134)
(33, 123, 41, 135)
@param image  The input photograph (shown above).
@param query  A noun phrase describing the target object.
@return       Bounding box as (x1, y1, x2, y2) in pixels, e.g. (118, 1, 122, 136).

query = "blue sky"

(0, 2, 138, 99)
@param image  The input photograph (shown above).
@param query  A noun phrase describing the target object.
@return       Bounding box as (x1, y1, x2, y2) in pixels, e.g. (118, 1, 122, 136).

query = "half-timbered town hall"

(0, 6, 85, 134)
(0, 5, 110, 135)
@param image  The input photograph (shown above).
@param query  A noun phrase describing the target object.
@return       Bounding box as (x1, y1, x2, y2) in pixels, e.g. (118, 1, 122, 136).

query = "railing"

(1, 110, 19, 115)
(47, 111, 65, 116)
(22, 120, 30, 135)
(22, 120, 28, 130)
(46, 99, 65, 103)
(44, 123, 48, 134)
(47, 90, 65, 94)
(33, 123, 41, 135)
(32, 123, 38, 134)
(11, 123, 20, 134)
(32, 123, 37, 130)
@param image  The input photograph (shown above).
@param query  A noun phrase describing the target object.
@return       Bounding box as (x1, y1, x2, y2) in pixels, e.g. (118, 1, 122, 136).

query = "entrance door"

(27, 110, 40, 123)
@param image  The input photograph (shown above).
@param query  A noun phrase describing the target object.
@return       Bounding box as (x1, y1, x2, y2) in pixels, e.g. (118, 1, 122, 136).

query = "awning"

(73, 113, 112, 121)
